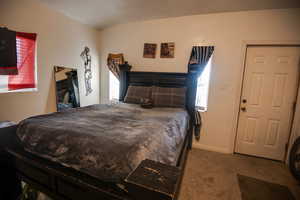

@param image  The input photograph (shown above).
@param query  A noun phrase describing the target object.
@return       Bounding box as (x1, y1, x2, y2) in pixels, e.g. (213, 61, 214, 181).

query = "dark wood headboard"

(118, 69, 198, 119)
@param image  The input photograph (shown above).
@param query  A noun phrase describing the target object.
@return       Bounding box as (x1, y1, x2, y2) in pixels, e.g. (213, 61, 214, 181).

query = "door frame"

(231, 40, 300, 163)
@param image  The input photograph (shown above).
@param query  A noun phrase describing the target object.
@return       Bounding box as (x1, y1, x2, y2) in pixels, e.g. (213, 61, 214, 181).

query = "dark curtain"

(107, 53, 124, 80)
(188, 46, 214, 140)
(0, 28, 18, 75)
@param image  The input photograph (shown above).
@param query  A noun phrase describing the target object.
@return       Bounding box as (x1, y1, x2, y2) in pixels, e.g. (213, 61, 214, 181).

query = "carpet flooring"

(179, 149, 300, 200)
(34, 148, 300, 200)
(238, 174, 295, 200)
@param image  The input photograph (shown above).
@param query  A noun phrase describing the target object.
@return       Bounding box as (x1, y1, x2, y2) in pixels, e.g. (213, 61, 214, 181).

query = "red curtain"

(8, 32, 37, 91)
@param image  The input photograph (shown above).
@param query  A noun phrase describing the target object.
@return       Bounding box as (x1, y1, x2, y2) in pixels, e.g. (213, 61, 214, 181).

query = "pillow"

(124, 85, 152, 104)
(152, 86, 186, 107)
(140, 98, 153, 109)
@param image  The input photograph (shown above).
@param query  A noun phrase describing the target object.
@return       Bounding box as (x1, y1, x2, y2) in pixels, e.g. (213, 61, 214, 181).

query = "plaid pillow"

(124, 85, 152, 104)
(152, 86, 186, 107)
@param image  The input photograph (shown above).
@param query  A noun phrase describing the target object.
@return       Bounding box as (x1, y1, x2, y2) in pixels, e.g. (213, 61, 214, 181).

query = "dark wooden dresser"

(0, 121, 21, 200)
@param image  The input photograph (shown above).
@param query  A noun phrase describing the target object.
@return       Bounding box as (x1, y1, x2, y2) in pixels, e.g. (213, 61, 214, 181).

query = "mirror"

(54, 66, 80, 111)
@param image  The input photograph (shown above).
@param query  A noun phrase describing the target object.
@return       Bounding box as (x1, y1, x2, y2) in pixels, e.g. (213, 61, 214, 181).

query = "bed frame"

(0, 69, 198, 200)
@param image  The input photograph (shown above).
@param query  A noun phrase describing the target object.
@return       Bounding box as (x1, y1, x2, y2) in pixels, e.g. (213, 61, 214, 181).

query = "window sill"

(196, 106, 207, 113)
(0, 88, 38, 94)
(109, 99, 120, 105)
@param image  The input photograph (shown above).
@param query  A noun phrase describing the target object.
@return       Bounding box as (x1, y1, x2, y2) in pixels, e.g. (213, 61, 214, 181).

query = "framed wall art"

(143, 43, 157, 58)
(160, 42, 175, 58)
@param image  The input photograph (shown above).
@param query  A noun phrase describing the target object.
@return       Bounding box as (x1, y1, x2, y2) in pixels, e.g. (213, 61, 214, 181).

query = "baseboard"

(192, 143, 232, 154)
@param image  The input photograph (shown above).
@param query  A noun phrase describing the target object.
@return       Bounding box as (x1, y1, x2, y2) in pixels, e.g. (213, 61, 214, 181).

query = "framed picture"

(160, 42, 175, 58)
(143, 43, 157, 58)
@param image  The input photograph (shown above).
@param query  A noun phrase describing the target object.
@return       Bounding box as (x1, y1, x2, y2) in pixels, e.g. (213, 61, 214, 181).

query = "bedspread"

(17, 103, 189, 183)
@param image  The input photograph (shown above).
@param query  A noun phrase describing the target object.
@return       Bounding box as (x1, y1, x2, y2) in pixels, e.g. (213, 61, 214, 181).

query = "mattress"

(16, 103, 189, 184)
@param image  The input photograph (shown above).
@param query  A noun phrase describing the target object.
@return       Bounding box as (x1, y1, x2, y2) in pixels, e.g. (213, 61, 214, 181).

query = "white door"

(235, 46, 300, 161)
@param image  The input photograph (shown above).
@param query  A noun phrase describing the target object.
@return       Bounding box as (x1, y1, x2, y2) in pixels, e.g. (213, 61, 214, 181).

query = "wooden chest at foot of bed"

(125, 159, 181, 200)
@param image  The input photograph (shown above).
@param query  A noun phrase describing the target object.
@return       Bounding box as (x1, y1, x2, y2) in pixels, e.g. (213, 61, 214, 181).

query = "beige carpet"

(179, 149, 300, 200)
(34, 148, 300, 200)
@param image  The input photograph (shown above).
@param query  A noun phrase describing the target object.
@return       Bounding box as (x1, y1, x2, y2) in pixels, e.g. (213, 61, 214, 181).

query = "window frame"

(108, 71, 120, 101)
(0, 32, 38, 94)
(195, 56, 213, 112)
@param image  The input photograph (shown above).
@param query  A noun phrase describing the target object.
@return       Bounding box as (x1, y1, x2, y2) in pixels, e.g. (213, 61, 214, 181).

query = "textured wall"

(0, 0, 100, 122)
(99, 8, 300, 153)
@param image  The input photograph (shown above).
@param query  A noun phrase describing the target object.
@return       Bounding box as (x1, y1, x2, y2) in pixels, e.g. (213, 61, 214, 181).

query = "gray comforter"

(17, 103, 189, 183)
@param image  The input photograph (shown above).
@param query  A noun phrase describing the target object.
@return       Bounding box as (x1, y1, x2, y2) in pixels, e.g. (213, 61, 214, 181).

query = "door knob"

(241, 107, 247, 112)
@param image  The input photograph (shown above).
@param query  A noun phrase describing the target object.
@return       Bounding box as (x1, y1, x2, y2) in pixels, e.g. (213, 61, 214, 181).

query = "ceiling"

(39, 0, 300, 30)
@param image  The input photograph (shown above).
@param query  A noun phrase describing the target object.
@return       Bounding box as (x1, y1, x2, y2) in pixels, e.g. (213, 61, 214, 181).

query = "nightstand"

(125, 159, 181, 200)
(0, 121, 16, 157)
(0, 121, 21, 200)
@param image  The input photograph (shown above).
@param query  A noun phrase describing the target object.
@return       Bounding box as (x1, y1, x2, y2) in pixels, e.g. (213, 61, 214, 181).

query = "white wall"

(0, 0, 100, 122)
(99, 8, 300, 153)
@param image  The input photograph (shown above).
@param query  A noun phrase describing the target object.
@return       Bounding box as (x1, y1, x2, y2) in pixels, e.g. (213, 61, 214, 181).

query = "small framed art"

(143, 43, 157, 58)
(160, 42, 175, 58)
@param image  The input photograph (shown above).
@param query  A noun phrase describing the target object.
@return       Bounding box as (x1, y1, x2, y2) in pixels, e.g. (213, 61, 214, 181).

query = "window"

(0, 32, 37, 93)
(109, 71, 120, 101)
(195, 57, 212, 111)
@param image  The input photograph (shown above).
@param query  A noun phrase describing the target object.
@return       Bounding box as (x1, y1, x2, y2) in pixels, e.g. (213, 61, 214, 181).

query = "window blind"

(8, 32, 37, 91)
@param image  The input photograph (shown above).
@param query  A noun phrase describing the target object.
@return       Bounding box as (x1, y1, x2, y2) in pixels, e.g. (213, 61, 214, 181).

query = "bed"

(0, 69, 198, 200)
